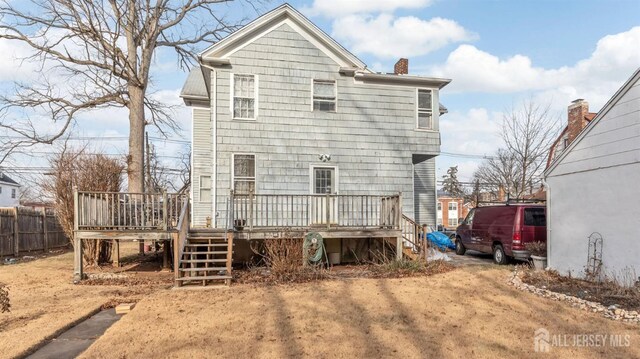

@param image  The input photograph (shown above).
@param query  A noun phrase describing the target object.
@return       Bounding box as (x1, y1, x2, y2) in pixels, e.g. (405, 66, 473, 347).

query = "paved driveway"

(447, 249, 496, 266)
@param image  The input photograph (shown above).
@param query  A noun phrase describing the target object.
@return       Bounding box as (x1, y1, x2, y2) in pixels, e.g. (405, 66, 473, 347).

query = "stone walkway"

(27, 309, 121, 359)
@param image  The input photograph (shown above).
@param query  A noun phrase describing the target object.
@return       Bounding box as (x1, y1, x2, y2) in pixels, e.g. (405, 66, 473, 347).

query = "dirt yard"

(81, 266, 640, 359)
(0, 242, 171, 359)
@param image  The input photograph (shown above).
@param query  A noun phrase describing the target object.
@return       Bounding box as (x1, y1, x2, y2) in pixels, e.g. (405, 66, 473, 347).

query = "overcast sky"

(1, 0, 639, 190)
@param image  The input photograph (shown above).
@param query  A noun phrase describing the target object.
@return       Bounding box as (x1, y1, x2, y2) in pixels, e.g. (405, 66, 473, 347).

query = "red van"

(455, 204, 546, 264)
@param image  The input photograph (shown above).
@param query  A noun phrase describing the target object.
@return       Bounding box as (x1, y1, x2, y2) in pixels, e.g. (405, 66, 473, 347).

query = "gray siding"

(413, 157, 436, 227)
(550, 79, 640, 177)
(191, 108, 213, 226)
(207, 24, 440, 227)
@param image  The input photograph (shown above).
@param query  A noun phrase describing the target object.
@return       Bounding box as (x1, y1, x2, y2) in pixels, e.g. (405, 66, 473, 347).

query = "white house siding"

(546, 73, 640, 280)
(191, 108, 213, 226)
(413, 156, 437, 227)
(0, 182, 19, 207)
(197, 23, 440, 227)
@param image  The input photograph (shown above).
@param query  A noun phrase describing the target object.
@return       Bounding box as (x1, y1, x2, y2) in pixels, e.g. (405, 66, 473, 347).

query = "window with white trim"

(313, 80, 336, 112)
(11, 188, 15, 199)
(448, 217, 458, 227)
(417, 89, 433, 129)
(233, 154, 256, 195)
(232, 74, 256, 119)
(199, 176, 211, 202)
(448, 201, 458, 211)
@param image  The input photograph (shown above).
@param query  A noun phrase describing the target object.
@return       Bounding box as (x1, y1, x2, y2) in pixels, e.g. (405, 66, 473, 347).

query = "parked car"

(455, 204, 546, 264)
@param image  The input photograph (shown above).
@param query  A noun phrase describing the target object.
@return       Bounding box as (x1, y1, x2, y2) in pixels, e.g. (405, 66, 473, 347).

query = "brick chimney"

(394, 58, 408, 75)
(567, 99, 589, 144)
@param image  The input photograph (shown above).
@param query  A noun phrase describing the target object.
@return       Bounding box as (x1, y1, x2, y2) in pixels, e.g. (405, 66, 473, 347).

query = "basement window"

(313, 80, 336, 112)
(417, 89, 433, 129)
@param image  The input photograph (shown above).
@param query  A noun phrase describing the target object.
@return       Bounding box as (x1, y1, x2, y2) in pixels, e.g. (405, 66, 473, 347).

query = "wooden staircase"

(175, 229, 234, 286)
(400, 214, 428, 261)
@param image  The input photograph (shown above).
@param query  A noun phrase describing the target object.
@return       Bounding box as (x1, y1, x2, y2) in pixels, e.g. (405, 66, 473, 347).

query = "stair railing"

(401, 214, 429, 260)
(173, 197, 190, 285)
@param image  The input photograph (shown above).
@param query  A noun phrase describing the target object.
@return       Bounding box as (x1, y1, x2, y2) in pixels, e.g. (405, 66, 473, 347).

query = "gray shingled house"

(179, 4, 450, 265)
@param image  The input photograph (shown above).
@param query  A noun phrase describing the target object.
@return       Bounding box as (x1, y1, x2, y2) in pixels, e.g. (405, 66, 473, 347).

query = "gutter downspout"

(201, 61, 218, 228)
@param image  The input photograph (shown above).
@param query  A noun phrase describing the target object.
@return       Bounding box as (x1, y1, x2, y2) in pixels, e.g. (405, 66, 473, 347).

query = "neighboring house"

(544, 68, 640, 280)
(0, 173, 20, 207)
(436, 190, 469, 230)
(547, 99, 597, 167)
(180, 4, 450, 229)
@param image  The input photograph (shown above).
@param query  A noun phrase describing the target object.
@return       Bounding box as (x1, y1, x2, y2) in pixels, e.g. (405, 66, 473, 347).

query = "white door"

(311, 167, 337, 225)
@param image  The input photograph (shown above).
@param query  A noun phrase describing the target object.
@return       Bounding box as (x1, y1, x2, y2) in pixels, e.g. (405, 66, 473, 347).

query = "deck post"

(73, 186, 84, 281)
(249, 189, 254, 231)
(396, 193, 403, 260)
(162, 190, 168, 231)
(113, 239, 120, 267)
(226, 231, 234, 285)
(326, 192, 330, 229)
(162, 239, 170, 269)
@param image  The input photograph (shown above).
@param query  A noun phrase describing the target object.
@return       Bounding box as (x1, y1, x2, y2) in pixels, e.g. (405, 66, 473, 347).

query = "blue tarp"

(426, 231, 456, 251)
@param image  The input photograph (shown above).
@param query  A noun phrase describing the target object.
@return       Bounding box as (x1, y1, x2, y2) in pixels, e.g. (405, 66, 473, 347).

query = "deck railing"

(75, 190, 187, 231)
(401, 214, 428, 259)
(230, 191, 401, 230)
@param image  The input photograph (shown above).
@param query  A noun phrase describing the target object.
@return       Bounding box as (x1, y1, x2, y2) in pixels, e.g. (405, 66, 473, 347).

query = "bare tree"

(500, 99, 560, 196)
(472, 148, 521, 199)
(0, 0, 249, 192)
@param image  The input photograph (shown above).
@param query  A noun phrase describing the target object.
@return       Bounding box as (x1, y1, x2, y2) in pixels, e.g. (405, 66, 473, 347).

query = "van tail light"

(513, 232, 521, 244)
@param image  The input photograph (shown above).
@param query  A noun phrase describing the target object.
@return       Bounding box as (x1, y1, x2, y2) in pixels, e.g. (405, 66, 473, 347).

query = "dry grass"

(82, 266, 639, 359)
(522, 268, 640, 311)
(0, 242, 170, 359)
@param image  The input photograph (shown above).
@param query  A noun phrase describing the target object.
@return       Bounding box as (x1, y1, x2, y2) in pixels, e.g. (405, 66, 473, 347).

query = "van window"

(524, 208, 546, 226)
(463, 209, 475, 225)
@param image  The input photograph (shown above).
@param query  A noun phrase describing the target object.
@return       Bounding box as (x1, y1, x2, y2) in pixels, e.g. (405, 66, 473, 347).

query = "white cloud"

(332, 14, 477, 59)
(430, 26, 640, 106)
(304, 0, 433, 17)
(440, 108, 502, 155)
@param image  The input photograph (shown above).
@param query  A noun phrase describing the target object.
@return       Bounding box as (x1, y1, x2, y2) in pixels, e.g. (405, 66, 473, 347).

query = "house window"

(313, 80, 336, 112)
(232, 74, 257, 119)
(199, 176, 211, 202)
(448, 217, 458, 227)
(437, 202, 442, 211)
(11, 188, 15, 199)
(437, 218, 443, 226)
(448, 202, 458, 211)
(233, 154, 256, 195)
(0, 186, 3, 194)
(417, 89, 433, 129)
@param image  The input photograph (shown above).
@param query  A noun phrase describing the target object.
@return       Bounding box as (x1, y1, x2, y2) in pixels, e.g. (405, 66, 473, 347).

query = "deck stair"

(400, 214, 428, 261)
(176, 229, 233, 286)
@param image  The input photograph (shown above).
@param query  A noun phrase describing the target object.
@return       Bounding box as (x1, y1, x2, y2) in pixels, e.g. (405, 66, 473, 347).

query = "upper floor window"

(448, 201, 458, 211)
(232, 74, 257, 120)
(437, 202, 442, 211)
(233, 154, 256, 195)
(313, 80, 336, 112)
(417, 89, 433, 129)
(11, 188, 15, 199)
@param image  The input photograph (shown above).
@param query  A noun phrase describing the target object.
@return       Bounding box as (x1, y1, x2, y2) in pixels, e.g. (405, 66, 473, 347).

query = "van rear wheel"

(455, 238, 466, 255)
(493, 244, 508, 265)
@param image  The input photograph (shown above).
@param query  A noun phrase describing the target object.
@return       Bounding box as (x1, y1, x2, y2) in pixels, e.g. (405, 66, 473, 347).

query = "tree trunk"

(128, 85, 145, 193)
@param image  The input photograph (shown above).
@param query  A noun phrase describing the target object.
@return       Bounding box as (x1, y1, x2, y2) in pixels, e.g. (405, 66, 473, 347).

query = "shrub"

(43, 147, 124, 266)
(524, 241, 547, 257)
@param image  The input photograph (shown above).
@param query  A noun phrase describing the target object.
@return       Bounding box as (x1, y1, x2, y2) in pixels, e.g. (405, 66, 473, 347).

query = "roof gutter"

(353, 72, 451, 89)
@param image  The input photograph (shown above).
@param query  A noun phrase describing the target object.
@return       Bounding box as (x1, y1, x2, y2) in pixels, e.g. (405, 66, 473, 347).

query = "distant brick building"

(436, 190, 469, 230)
(547, 99, 597, 167)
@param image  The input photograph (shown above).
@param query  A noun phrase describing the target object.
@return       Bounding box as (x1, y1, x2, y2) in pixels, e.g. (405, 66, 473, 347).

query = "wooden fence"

(0, 207, 68, 257)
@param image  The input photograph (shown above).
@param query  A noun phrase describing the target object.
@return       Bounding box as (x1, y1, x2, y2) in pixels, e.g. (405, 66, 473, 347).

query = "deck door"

(311, 167, 337, 225)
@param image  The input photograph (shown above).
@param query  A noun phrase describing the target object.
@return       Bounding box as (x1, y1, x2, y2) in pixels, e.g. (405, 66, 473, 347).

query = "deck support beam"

(112, 239, 120, 267)
(73, 236, 83, 282)
(162, 240, 170, 269)
(396, 234, 403, 261)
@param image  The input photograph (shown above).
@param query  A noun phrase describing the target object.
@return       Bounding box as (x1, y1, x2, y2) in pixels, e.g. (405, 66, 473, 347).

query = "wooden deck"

(73, 189, 427, 285)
